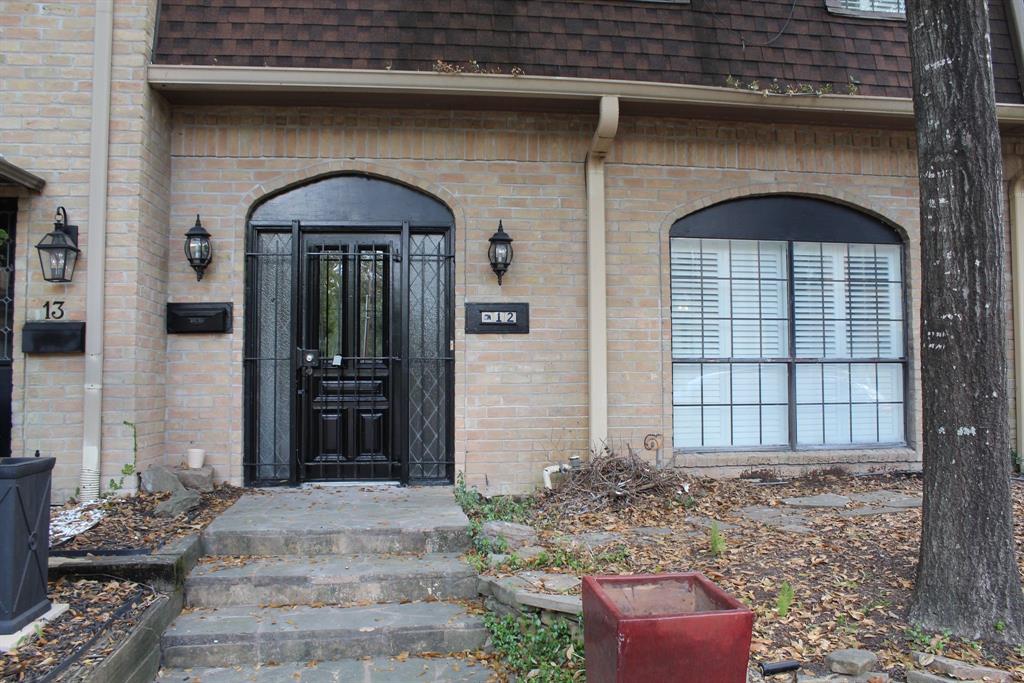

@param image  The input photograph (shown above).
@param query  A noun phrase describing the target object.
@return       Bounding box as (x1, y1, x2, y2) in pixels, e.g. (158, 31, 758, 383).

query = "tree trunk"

(906, 0, 1024, 641)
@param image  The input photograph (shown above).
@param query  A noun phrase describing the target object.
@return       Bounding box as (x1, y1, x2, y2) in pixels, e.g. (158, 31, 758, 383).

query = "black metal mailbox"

(21, 321, 86, 354)
(166, 302, 233, 334)
(0, 456, 55, 634)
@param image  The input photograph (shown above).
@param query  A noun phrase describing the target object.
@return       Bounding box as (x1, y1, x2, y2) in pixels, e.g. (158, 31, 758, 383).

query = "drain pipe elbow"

(589, 95, 619, 158)
(542, 464, 572, 490)
(80, 0, 115, 501)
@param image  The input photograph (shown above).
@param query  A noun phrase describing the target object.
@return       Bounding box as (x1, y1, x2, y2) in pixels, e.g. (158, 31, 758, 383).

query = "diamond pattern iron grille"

(408, 234, 453, 482)
(0, 206, 14, 364)
(0, 201, 16, 460)
(246, 230, 293, 484)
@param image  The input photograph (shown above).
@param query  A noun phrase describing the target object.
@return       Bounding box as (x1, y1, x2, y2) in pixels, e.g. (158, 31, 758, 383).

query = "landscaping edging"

(49, 533, 202, 592)
(36, 534, 201, 680)
(68, 590, 182, 683)
(478, 574, 582, 630)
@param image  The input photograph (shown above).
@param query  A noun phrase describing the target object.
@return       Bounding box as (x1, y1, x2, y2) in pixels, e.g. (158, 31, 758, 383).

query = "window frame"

(825, 0, 905, 21)
(669, 196, 911, 453)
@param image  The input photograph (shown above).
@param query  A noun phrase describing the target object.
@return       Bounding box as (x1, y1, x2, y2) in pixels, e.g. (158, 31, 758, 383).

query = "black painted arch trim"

(250, 173, 454, 227)
(670, 195, 903, 245)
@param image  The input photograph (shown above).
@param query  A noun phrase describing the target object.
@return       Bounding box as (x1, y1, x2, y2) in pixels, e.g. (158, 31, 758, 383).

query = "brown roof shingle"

(153, 0, 1023, 104)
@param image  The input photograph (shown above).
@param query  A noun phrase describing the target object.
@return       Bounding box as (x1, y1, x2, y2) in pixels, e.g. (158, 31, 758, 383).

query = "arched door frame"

(243, 174, 455, 487)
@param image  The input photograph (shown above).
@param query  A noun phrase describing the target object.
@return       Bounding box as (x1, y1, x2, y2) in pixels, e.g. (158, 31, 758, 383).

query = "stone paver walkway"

(735, 488, 922, 531)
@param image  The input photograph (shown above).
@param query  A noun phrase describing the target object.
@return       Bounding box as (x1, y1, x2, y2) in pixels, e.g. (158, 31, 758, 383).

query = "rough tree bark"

(906, 0, 1024, 641)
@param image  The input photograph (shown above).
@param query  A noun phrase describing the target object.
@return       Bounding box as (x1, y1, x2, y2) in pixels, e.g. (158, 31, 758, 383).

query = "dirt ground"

(519, 470, 1024, 680)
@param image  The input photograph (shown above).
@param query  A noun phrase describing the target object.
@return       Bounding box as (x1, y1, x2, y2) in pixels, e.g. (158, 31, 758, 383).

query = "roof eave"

(0, 156, 45, 193)
(146, 65, 1024, 133)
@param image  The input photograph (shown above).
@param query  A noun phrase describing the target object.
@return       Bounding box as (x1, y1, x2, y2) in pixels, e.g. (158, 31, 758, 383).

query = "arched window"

(670, 196, 906, 450)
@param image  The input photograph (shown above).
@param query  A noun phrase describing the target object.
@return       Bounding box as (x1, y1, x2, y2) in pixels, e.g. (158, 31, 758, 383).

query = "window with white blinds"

(671, 236, 905, 450)
(837, 0, 904, 13)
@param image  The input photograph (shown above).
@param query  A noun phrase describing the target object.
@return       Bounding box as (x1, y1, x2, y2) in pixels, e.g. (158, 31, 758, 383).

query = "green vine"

(104, 421, 138, 496)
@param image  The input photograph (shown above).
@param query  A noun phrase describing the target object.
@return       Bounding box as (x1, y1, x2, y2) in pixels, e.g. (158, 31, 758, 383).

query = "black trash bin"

(0, 456, 56, 634)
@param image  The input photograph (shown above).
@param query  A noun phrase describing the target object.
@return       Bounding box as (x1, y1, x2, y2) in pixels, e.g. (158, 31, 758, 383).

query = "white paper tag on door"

(332, 355, 343, 367)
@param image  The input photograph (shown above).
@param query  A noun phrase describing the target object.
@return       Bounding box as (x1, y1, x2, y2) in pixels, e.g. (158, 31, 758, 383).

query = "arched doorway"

(244, 174, 455, 486)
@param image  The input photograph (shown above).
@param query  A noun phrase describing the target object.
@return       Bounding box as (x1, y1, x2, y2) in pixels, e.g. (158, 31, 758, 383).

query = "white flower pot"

(186, 448, 205, 470)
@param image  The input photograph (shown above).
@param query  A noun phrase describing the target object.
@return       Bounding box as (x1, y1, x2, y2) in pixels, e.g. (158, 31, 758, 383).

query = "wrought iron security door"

(245, 217, 454, 486)
(299, 235, 400, 481)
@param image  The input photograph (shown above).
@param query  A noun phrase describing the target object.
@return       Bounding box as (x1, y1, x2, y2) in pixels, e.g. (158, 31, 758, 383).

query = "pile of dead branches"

(539, 448, 694, 517)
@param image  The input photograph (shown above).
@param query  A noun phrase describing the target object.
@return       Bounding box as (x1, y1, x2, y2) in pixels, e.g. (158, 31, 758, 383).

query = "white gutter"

(146, 65, 1024, 125)
(1010, 176, 1024, 466)
(80, 0, 114, 501)
(585, 96, 619, 452)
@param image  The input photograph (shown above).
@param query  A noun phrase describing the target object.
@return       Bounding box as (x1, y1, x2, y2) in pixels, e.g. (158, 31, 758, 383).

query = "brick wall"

(167, 108, 593, 493)
(604, 123, 1024, 477)
(6, 0, 1022, 496)
(0, 0, 170, 500)
(105, 0, 172, 489)
(1, 0, 96, 497)
(164, 106, 1023, 493)
(606, 120, 927, 475)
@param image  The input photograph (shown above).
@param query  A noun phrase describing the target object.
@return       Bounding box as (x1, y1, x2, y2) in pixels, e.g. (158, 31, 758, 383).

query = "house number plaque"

(465, 303, 529, 334)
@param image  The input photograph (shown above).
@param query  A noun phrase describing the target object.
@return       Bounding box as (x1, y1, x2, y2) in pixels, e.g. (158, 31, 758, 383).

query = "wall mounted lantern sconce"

(487, 220, 514, 286)
(184, 214, 212, 281)
(35, 207, 80, 283)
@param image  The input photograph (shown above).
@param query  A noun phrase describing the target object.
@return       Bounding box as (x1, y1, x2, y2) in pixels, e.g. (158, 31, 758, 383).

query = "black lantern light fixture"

(184, 214, 212, 281)
(35, 207, 80, 283)
(487, 220, 514, 285)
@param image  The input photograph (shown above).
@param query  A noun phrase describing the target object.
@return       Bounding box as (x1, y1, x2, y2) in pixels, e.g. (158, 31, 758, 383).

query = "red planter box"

(582, 572, 754, 683)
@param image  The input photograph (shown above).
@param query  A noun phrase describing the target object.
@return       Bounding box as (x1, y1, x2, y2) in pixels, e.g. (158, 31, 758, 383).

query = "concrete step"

(200, 488, 471, 556)
(156, 655, 494, 682)
(201, 525, 470, 556)
(185, 554, 478, 608)
(160, 601, 489, 669)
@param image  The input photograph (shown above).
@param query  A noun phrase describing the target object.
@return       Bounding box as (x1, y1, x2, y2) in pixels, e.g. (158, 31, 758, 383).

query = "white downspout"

(80, 0, 114, 501)
(1010, 176, 1024, 466)
(585, 96, 619, 452)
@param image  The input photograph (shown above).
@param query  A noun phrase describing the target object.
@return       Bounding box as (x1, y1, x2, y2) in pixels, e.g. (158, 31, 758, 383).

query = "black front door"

(298, 234, 401, 481)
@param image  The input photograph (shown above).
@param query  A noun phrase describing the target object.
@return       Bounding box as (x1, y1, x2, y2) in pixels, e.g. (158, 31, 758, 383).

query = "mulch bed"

(0, 577, 159, 682)
(52, 486, 243, 553)
(516, 464, 1024, 680)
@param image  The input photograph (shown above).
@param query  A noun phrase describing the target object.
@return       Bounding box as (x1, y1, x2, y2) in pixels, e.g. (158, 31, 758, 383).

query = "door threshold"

(301, 481, 402, 488)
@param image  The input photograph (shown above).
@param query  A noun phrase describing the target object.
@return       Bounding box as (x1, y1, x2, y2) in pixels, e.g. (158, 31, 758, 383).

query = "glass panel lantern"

(184, 215, 212, 281)
(487, 221, 514, 285)
(35, 208, 80, 283)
